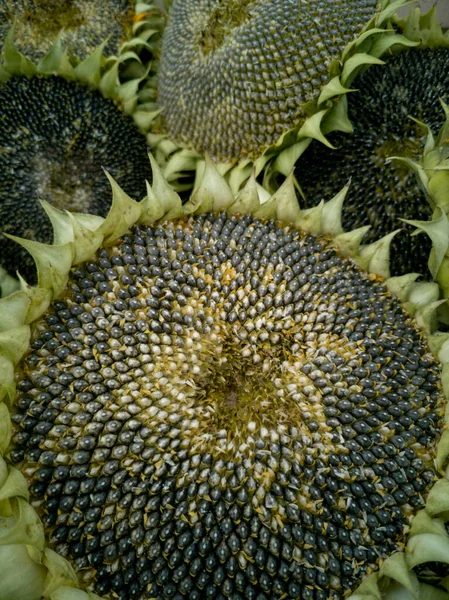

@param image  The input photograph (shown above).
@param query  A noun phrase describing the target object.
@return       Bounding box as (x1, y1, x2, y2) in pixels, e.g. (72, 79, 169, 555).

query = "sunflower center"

(34, 153, 95, 214)
(214, 364, 267, 409)
(373, 121, 426, 178)
(201, 349, 331, 441)
(200, 347, 279, 426)
(198, 0, 254, 54)
(20, 0, 85, 35)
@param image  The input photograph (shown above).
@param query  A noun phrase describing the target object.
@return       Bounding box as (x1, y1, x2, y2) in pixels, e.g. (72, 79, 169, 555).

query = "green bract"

(111, 1, 170, 84)
(0, 159, 449, 599)
(375, 8, 449, 318)
(144, 0, 415, 192)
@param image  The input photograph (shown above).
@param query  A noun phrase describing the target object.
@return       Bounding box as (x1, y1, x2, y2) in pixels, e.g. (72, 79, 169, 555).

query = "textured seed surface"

(0, 75, 151, 283)
(295, 48, 449, 277)
(0, 0, 134, 61)
(156, 0, 379, 162)
(11, 213, 444, 600)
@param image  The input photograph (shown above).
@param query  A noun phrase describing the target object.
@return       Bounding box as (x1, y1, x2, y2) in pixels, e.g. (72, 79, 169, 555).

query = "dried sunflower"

(142, 0, 414, 192)
(0, 0, 157, 65)
(1, 159, 449, 600)
(294, 8, 449, 278)
(0, 31, 155, 294)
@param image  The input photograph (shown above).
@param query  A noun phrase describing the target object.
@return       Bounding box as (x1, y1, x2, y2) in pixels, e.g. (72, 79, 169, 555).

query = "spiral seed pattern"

(11, 213, 444, 600)
(157, 0, 379, 162)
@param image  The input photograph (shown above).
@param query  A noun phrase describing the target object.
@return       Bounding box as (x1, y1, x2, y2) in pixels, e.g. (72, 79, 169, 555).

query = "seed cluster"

(0, 75, 151, 283)
(295, 48, 449, 277)
(0, 0, 134, 61)
(156, 0, 379, 163)
(11, 213, 444, 600)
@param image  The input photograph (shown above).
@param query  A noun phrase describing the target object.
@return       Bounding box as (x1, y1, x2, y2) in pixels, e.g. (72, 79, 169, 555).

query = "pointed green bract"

(0, 545, 47, 600)
(187, 156, 235, 215)
(116, 1, 170, 76)
(393, 5, 449, 50)
(227, 173, 260, 216)
(0, 28, 155, 132)
(386, 6, 449, 281)
(109, 0, 172, 140)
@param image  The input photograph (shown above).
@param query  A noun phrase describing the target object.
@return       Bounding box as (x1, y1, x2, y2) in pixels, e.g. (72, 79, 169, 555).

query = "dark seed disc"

(295, 48, 449, 277)
(0, 75, 151, 283)
(11, 213, 444, 599)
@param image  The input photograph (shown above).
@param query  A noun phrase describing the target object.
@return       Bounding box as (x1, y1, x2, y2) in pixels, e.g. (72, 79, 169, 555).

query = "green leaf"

(407, 533, 449, 570)
(0, 325, 30, 365)
(317, 76, 353, 105)
(0, 405, 11, 456)
(0, 498, 45, 548)
(0, 463, 29, 502)
(0, 292, 30, 332)
(42, 549, 78, 597)
(320, 183, 349, 236)
(228, 173, 260, 215)
(5, 236, 73, 298)
(334, 226, 370, 257)
(425, 478, 449, 517)
(273, 138, 311, 177)
(297, 110, 333, 148)
(379, 552, 419, 597)
(99, 173, 142, 244)
(189, 155, 235, 214)
(146, 153, 182, 218)
(359, 230, 399, 279)
(3, 28, 36, 77)
(0, 355, 15, 405)
(74, 40, 107, 86)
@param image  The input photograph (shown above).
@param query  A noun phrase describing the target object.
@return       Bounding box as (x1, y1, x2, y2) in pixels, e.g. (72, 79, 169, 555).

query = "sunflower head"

(0, 0, 136, 61)
(143, 0, 415, 193)
(290, 5, 449, 281)
(1, 160, 449, 600)
(0, 30, 157, 292)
